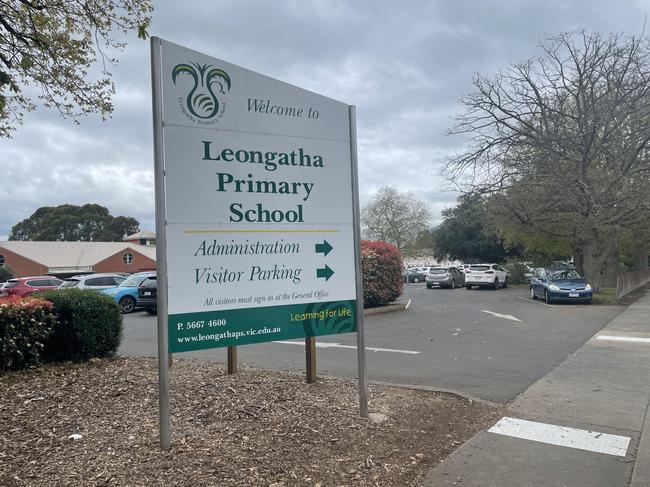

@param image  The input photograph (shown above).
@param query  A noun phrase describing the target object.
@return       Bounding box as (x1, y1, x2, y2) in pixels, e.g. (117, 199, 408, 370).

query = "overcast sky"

(1, 0, 648, 240)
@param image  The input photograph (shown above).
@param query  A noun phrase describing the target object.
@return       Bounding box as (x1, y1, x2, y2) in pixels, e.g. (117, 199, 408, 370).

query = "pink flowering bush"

(361, 240, 404, 307)
(0, 296, 57, 371)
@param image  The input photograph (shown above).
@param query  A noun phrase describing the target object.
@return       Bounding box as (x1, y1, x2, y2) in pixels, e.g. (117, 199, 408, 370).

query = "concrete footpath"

(424, 291, 650, 487)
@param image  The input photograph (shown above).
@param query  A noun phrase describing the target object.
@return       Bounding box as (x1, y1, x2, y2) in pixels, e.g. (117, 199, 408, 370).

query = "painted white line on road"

(488, 417, 631, 457)
(404, 299, 412, 310)
(517, 296, 554, 307)
(481, 310, 521, 322)
(597, 335, 650, 344)
(273, 340, 420, 355)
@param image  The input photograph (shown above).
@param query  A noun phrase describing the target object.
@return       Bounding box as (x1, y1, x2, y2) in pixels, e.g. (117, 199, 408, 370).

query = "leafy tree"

(9, 204, 139, 241)
(433, 193, 519, 263)
(446, 31, 650, 290)
(361, 186, 431, 256)
(407, 229, 436, 257)
(0, 0, 152, 137)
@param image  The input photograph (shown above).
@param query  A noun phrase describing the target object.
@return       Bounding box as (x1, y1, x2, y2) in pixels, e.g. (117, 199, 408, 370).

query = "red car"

(0, 276, 63, 298)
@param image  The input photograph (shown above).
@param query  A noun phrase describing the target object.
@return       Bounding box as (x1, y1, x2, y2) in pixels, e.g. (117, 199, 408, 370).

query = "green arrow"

(316, 265, 334, 281)
(315, 240, 333, 256)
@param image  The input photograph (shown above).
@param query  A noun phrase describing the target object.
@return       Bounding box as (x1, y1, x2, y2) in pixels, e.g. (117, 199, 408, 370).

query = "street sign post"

(150, 37, 367, 448)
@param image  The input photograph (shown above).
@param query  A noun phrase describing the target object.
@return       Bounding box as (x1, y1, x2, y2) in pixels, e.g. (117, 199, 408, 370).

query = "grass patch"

(592, 287, 618, 305)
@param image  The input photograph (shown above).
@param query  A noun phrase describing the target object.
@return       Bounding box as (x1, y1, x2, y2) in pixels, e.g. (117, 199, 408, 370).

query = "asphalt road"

(118, 283, 624, 403)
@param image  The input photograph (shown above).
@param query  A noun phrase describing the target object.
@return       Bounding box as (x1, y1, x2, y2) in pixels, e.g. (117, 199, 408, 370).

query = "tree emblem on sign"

(172, 62, 231, 119)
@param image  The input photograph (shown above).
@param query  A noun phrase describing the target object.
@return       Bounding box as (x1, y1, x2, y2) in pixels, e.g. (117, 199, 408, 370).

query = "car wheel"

(493, 278, 499, 290)
(119, 296, 136, 314)
(584, 298, 592, 305)
(465, 284, 472, 290)
(450, 280, 456, 289)
(544, 290, 552, 304)
(426, 284, 433, 289)
(145, 306, 157, 315)
(530, 287, 537, 300)
(502, 278, 508, 288)
(413, 277, 420, 283)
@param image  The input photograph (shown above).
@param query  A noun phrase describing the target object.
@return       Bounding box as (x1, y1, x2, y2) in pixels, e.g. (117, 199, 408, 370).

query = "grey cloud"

(0, 0, 648, 238)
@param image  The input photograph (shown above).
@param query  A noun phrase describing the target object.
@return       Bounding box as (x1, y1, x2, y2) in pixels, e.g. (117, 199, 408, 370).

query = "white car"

(465, 264, 509, 290)
(59, 273, 126, 291)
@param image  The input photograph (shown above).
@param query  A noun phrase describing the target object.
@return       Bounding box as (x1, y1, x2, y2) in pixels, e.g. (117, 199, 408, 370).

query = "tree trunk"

(573, 250, 584, 276)
(634, 243, 649, 271)
(581, 231, 618, 292)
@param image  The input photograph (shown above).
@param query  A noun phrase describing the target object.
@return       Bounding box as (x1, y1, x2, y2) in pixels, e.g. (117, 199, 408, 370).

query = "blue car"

(102, 271, 156, 313)
(530, 267, 592, 304)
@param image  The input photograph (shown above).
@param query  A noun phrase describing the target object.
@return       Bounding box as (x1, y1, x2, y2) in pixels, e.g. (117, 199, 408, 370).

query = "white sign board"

(153, 39, 359, 352)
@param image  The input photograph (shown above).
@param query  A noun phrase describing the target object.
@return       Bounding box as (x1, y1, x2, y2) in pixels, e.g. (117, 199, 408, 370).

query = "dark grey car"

(426, 267, 465, 289)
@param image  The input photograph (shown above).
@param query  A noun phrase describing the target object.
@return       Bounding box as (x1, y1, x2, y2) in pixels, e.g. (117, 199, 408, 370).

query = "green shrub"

(362, 240, 404, 307)
(0, 266, 14, 282)
(42, 289, 123, 362)
(0, 297, 57, 371)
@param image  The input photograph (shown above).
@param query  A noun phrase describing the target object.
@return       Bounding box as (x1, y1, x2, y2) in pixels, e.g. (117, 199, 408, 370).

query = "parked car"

(465, 264, 509, 290)
(138, 275, 157, 314)
(530, 267, 592, 304)
(59, 273, 126, 291)
(404, 267, 428, 283)
(0, 276, 63, 298)
(426, 267, 466, 289)
(102, 271, 155, 313)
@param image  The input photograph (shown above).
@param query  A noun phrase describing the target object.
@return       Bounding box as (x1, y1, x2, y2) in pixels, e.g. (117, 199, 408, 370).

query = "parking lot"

(119, 283, 624, 403)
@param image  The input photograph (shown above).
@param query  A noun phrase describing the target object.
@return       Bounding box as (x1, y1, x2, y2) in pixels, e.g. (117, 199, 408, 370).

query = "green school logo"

(172, 62, 231, 122)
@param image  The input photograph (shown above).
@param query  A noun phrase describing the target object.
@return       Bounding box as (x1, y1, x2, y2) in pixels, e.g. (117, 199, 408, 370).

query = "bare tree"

(446, 31, 650, 290)
(361, 186, 431, 255)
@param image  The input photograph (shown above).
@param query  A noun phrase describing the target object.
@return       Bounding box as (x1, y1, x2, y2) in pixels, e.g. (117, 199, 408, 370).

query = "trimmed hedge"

(42, 289, 123, 362)
(0, 297, 57, 371)
(361, 240, 404, 307)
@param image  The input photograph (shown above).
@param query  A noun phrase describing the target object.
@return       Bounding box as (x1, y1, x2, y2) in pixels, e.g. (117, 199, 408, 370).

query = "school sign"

(151, 39, 362, 353)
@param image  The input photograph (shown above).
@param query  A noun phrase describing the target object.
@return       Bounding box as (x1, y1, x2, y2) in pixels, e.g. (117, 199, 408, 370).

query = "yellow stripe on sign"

(184, 229, 340, 234)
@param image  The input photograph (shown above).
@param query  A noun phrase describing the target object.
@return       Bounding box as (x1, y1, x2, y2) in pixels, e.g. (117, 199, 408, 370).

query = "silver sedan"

(426, 267, 466, 289)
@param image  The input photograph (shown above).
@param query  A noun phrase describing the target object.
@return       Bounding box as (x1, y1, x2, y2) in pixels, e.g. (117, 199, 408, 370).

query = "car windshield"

(4, 280, 19, 288)
(120, 275, 149, 287)
(60, 279, 80, 288)
(548, 269, 582, 280)
(469, 265, 491, 271)
(429, 269, 447, 274)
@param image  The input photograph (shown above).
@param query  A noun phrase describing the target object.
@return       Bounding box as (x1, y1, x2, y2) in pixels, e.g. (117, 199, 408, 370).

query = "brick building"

(124, 230, 156, 247)
(0, 241, 156, 278)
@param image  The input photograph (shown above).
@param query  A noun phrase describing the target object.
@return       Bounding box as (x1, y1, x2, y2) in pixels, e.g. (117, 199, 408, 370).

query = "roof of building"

(124, 230, 156, 241)
(0, 241, 156, 272)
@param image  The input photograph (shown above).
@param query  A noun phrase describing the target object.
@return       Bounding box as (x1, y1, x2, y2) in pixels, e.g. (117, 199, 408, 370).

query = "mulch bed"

(0, 357, 501, 486)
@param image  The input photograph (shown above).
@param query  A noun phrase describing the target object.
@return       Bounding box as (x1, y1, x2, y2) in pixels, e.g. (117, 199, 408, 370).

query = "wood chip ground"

(0, 357, 501, 486)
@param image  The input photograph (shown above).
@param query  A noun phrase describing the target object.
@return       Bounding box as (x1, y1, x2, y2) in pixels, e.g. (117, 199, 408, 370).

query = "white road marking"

(517, 296, 554, 307)
(404, 299, 412, 310)
(597, 335, 650, 344)
(481, 310, 522, 322)
(488, 417, 631, 457)
(273, 340, 420, 355)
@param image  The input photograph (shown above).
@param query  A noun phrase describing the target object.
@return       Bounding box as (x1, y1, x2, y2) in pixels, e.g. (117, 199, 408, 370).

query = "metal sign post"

(349, 105, 368, 417)
(150, 36, 171, 450)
